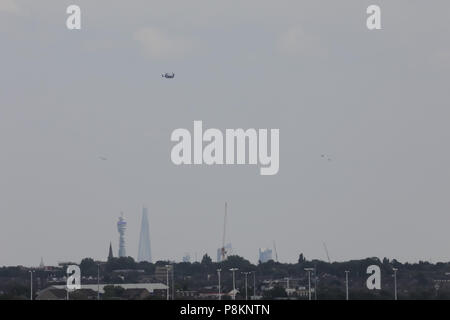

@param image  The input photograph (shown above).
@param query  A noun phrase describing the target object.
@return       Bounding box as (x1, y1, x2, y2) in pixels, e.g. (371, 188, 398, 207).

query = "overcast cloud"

(1, 0, 450, 266)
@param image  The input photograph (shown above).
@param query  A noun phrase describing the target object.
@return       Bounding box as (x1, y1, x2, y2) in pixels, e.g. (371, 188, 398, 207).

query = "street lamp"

(29, 270, 35, 300)
(314, 270, 318, 300)
(172, 264, 175, 300)
(304, 268, 314, 301)
(252, 271, 256, 299)
(393, 268, 398, 300)
(217, 269, 222, 300)
(165, 265, 171, 300)
(230, 268, 239, 300)
(242, 272, 250, 300)
(97, 264, 100, 300)
(344, 271, 350, 301)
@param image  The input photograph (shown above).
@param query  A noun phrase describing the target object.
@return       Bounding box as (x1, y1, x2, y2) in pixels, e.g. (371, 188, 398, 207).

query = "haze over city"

(1, 1, 450, 267)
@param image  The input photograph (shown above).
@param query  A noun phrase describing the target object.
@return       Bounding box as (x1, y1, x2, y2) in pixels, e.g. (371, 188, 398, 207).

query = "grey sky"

(1, 0, 450, 266)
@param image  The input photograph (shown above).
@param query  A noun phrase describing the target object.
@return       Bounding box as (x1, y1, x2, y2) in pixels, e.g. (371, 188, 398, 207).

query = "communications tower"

(117, 214, 127, 257)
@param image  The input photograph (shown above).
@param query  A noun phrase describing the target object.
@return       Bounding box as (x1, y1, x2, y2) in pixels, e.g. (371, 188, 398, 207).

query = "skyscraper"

(258, 248, 273, 263)
(137, 207, 152, 263)
(39, 257, 45, 269)
(117, 214, 127, 257)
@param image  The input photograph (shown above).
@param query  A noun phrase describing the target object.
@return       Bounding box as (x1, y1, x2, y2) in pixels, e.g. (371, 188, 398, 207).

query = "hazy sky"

(1, 0, 450, 266)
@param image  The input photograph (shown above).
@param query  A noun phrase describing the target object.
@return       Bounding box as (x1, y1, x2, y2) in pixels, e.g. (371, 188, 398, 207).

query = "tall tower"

(117, 214, 127, 257)
(137, 207, 152, 262)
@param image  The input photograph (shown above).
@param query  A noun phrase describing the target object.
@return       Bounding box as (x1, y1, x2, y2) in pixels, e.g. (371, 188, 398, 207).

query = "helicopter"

(161, 72, 175, 79)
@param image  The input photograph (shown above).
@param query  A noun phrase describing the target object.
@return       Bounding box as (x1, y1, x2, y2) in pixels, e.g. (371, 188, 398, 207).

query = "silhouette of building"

(137, 207, 152, 263)
(259, 248, 273, 263)
(108, 242, 114, 260)
(117, 214, 127, 257)
(39, 257, 45, 269)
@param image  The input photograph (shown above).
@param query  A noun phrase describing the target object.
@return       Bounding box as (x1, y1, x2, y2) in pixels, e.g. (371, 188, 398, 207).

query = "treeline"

(1, 254, 450, 299)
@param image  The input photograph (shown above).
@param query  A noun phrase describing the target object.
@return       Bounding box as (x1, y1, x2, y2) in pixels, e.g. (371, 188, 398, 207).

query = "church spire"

(108, 242, 114, 260)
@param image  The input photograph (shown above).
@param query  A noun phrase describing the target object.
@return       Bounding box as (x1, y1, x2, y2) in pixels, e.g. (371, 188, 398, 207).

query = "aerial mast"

(273, 240, 279, 262)
(221, 202, 228, 261)
(323, 242, 331, 263)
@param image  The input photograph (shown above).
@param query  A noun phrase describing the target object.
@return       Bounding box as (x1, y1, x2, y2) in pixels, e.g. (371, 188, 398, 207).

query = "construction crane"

(220, 202, 228, 262)
(322, 242, 331, 263)
(273, 240, 279, 262)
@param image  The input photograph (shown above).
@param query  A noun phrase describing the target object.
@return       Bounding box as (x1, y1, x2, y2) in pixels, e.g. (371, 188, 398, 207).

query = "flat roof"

(51, 283, 167, 294)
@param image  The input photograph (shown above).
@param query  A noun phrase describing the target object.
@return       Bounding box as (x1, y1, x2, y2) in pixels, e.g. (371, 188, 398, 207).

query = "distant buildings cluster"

(111, 207, 274, 265)
(110, 208, 152, 263)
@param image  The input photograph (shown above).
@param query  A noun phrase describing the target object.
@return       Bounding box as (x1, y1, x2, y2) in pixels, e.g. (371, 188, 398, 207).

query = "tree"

(80, 258, 98, 276)
(298, 253, 306, 264)
(222, 255, 254, 271)
(201, 254, 212, 265)
(415, 272, 429, 286)
(105, 256, 136, 272)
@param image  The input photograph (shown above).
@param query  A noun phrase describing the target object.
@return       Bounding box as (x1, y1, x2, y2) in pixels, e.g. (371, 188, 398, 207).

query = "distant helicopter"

(161, 72, 175, 79)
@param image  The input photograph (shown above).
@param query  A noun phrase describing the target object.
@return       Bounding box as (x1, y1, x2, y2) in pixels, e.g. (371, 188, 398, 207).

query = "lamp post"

(314, 270, 318, 300)
(172, 264, 175, 300)
(217, 269, 222, 300)
(285, 277, 290, 290)
(284, 277, 291, 298)
(242, 272, 250, 300)
(253, 271, 256, 299)
(393, 268, 398, 300)
(97, 264, 100, 300)
(345, 271, 350, 301)
(230, 268, 239, 300)
(29, 270, 35, 300)
(304, 268, 314, 301)
(165, 264, 171, 300)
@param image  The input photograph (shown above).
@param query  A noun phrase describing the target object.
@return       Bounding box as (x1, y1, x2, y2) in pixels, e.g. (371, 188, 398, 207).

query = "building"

(36, 283, 168, 300)
(176, 290, 198, 299)
(259, 248, 273, 263)
(154, 265, 172, 283)
(39, 257, 45, 269)
(35, 288, 69, 300)
(108, 242, 114, 260)
(121, 288, 151, 300)
(137, 207, 152, 263)
(58, 261, 77, 268)
(117, 214, 127, 257)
